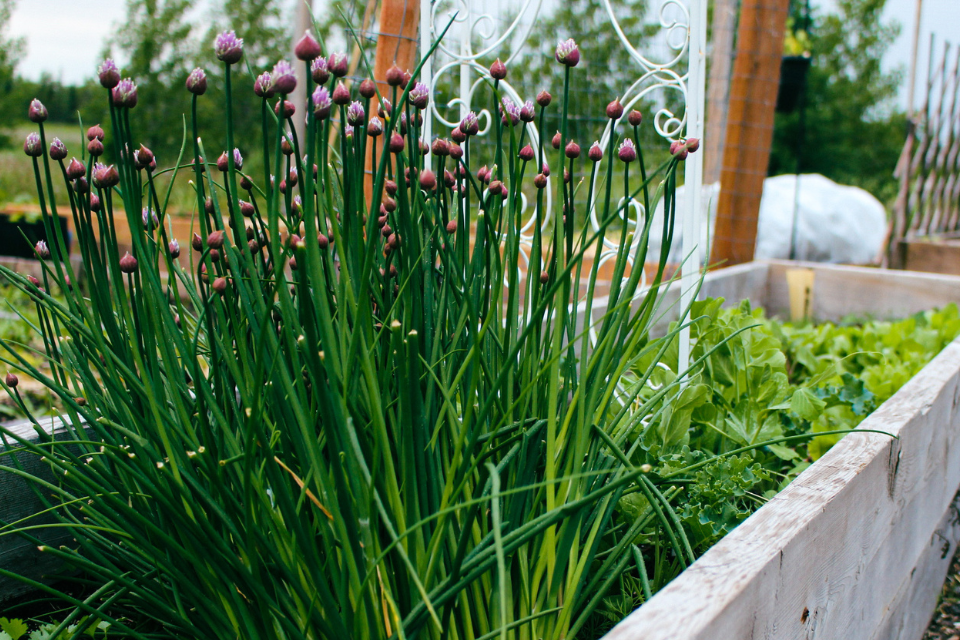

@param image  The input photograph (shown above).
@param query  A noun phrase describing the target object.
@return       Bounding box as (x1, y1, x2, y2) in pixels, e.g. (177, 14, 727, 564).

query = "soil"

(925, 552, 960, 640)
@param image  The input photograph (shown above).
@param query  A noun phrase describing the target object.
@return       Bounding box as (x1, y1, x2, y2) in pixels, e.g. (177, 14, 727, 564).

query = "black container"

(0, 213, 70, 259)
(776, 55, 811, 113)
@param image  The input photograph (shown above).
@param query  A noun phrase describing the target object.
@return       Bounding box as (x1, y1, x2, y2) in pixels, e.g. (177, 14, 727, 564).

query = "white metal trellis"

(417, 0, 707, 373)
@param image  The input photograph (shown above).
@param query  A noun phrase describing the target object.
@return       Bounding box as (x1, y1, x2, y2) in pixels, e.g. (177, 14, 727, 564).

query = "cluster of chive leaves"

(0, 24, 708, 640)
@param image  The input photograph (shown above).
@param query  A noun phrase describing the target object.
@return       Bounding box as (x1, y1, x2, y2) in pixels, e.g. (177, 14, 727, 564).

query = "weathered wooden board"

(900, 239, 960, 277)
(605, 261, 960, 640)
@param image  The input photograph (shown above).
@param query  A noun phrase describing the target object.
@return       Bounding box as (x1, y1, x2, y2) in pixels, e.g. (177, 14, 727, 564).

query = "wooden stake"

(710, 0, 790, 266)
(704, 0, 738, 185)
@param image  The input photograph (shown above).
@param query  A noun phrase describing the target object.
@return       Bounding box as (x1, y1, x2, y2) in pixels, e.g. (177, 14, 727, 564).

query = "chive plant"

(0, 29, 706, 640)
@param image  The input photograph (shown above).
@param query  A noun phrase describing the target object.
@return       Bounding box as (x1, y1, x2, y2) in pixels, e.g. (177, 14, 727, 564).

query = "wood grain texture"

(901, 239, 960, 277)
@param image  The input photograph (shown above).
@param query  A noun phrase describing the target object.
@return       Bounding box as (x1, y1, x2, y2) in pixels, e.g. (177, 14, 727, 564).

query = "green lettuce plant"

(0, 26, 713, 639)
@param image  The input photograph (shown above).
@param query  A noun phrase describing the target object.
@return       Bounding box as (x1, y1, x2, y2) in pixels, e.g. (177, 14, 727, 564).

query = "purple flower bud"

(215, 30, 244, 64)
(534, 173, 547, 189)
(275, 100, 295, 118)
(207, 230, 225, 250)
(332, 81, 350, 105)
(449, 143, 463, 160)
(253, 72, 273, 98)
(28, 99, 47, 123)
(552, 131, 561, 149)
(344, 124, 354, 139)
(23, 132, 42, 157)
(519, 144, 535, 162)
(89, 194, 101, 212)
(240, 200, 255, 217)
(295, 31, 322, 61)
(367, 116, 383, 137)
(93, 163, 120, 188)
(685, 137, 700, 153)
(346, 100, 365, 126)
(565, 141, 580, 159)
(34, 240, 50, 259)
(409, 82, 429, 110)
(386, 65, 404, 87)
(359, 78, 376, 99)
(66, 157, 85, 180)
(217, 148, 242, 171)
(520, 100, 535, 122)
(87, 139, 104, 157)
(536, 90, 552, 107)
(186, 68, 207, 95)
(555, 39, 580, 67)
(311, 58, 330, 84)
(431, 138, 449, 156)
(477, 165, 491, 184)
(213, 277, 227, 295)
(501, 97, 520, 126)
(618, 138, 637, 163)
(328, 52, 348, 78)
(142, 207, 159, 230)
(451, 127, 465, 143)
(49, 138, 67, 161)
(420, 169, 437, 191)
(490, 58, 507, 80)
(112, 79, 138, 108)
(312, 86, 332, 119)
(98, 59, 120, 89)
(378, 97, 392, 120)
(389, 132, 405, 154)
(87, 124, 104, 141)
(588, 141, 603, 162)
(270, 61, 297, 95)
(460, 112, 479, 136)
(134, 144, 154, 169)
(5, 372, 18, 388)
(119, 252, 138, 273)
(169, 239, 180, 258)
(628, 110, 643, 126)
(73, 176, 88, 193)
(541, 161, 551, 177)
(606, 99, 623, 120)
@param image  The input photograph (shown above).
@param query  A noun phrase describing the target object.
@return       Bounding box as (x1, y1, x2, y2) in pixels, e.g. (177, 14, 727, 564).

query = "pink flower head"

(28, 98, 47, 123)
(186, 68, 207, 95)
(555, 39, 580, 67)
(588, 141, 603, 162)
(501, 97, 520, 126)
(97, 59, 120, 89)
(215, 30, 243, 64)
(520, 100, 536, 122)
(270, 61, 297, 95)
(49, 138, 67, 161)
(93, 162, 120, 188)
(346, 100, 365, 126)
(23, 132, 41, 157)
(294, 31, 322, 61)
(618, 138, 637, 163)
(367, 116, 383, 137)
(460, 112, 479, 136)
(254, 72, 273, 98)
(327, 52, 348, 77)
(311, 57, 330, 84)
(312, 86, 332, 119)
(112, 78, 138, 108)
(409, 82, 429, 110)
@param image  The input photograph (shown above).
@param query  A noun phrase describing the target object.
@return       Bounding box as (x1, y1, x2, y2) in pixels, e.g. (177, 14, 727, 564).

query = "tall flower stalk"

(0, 31, 721, 640)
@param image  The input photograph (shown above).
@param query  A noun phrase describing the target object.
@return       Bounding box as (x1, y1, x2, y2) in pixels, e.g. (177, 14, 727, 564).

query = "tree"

(769, 0, 906, 203)
(0, 0, 26, 138)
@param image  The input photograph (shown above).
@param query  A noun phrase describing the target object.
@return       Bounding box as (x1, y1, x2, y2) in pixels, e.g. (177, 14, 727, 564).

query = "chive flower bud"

(378, 97, 392, 119)
(565, 141, 580, 159)
(490, 58, 507, 80)
(66, 158, 85, 180)
(217, 148, 242, 171)
(254, 72, 273, 98)
(281, 136, 293, 155)
(628, 109, 643, 126)
(520, 100, 535, 122)
(389, 133, 405, 154)
(169, 239, 180, 258)
(186, 68, 207, 95)
(385, 180, 398, 196)
(112, 79, 138, 108)
(402, 70, 412, 86)
(409, 82, 429, 109)
(618, 138, 637, 163)
(73, 177, 88, 193)
(313, 86, 332, 119)
(460, 112, 479, 136)
(134, 144, 154, 169)
(89, 194, 101, 212)
(214, 30, 244, 64)
(5, 373, 18, 388)
(213, 277, 227, 295)
(48, 138, 66, 161)
(240, 175, 253, 190)
(23, 132, 41, 157)
(451, 127, 465, 143)
(204, 198, 215, 214)
(606, 99, 623, 119)
(327, 52, 348, 78)
(192, 233, 203, 252)
(359, 78, 376, 99)
(534, 173, 547, 189)
(588, 141, 603, 162)
(367, 116, 383, 137)
(142, 207, 158, 230)
(311, 58, 329, 84)
(28, 98, 47, 123)
(295, 31, 322, 61)
(536, 90, 552, 107)
(519, 144, 534, 162)
(97, 59, 120, 89)
(119, 252, 138, 273)
(239, 200, 254, 217)
(270, 61, 297, 94)
(275, 100, 295, 118)
(501, 97, 520, 126)
(386, 65, 404, 87)
(552, 131, 561, 149)
(446, 219, 457, 233)
(431, 138, 449, 156)
(207, 230, 225, 250)
(332, 81, 350, 105)
(477, 165, 491, 184)
(449, 143, 463, 160)
(346, 100, 365, 126)
(420, 169, 437, 191)
(34, 240, 50, 259)
(93, 163, 119, 188)
(87, 139, 104, 156)
(685, 137, 700, 152)
(555, 39, 580, 67)
(541, 161, 550, 177)
(86, 124, 104, 141)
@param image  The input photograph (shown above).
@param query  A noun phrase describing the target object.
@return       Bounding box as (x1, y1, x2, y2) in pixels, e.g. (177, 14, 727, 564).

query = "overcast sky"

(8, 0, 959, 111)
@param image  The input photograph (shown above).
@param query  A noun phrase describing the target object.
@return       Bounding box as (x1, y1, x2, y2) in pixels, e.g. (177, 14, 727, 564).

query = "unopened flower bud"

(186, 68, 207, 95)
(552, 131, 561, 149)
(420, 169, 437, 191)
(119, 252, 138, 273)
(490, 58, 507, 80)
(451, 127, 465, 143)
(214, 30, 244, 64)
(192, 233, 203, 252)
(519, 145, 535, 162)
(270, 60, 297, 95)
(294, 31, 322, 61)
(606, 99, 623, 120)
(92, 163, 119, 188)
(213, 277, 227, 295)
(86, 124, 104, 141)
(448, 143, 463, 160)
(98, 59, 120, 89)
(588, 141, 603, 162)
(34, 240, 50, 259)
(389, 132, 405, 154)
(311, 58, 329, 84)
(536, 90, 552, 107)
(534, 173, 547, 189)
(240, 175, 253, 190)
(431, 138, 449, 156)
(359, 78, 376, 99)
(386, 65, 404, 87)
(367, 116, 383, 137)
(555, 39, 580, 67)
(28, 98, 47, 123)
(520, 100, 535, 122)
(87, 139, 104, 156)
(23, 132, 41, 157)
(628, 110, 643, 126)
(167, 239, 180, 258)
(385, 180, 398, 196)
(327, 52, 348, 78)
(5, 373, 18, 388)
(204, 198, 215, 214)
(240, 200, 255, 217)
(618, 138, 637, 163)
(73, 177, 88, 193)
(254, 72, 273, 98)
(89, 194, 101, 211)
(332, 81, 350, 105)
(134, 144, 154, 169)
(49, 138, 67, 161)
(66, 157, 85, 180)
(565, 141, 580, 159)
